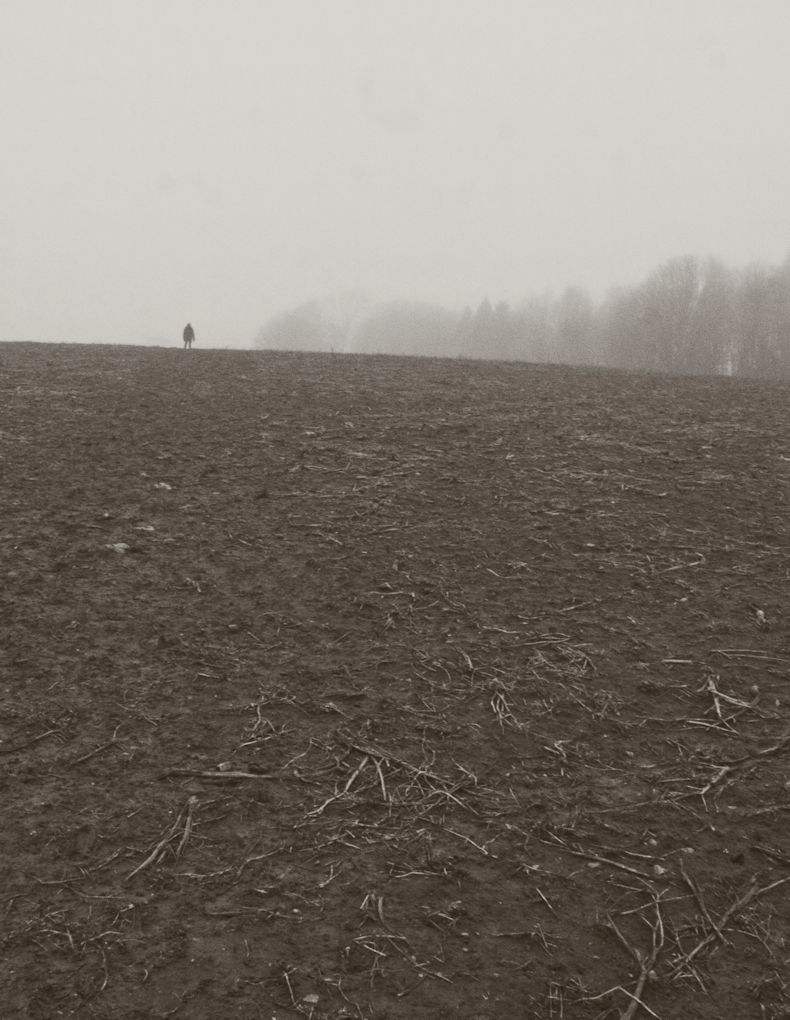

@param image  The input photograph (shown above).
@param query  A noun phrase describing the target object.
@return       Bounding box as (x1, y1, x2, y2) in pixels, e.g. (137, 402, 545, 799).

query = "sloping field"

(2, 342, 789, 1019)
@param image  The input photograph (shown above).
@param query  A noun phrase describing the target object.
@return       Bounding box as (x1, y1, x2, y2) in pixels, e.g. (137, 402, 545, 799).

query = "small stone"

(106, 543, 130, 554)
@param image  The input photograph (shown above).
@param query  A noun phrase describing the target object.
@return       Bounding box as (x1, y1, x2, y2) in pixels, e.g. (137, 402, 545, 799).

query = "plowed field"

(2, 342, 789, 1019)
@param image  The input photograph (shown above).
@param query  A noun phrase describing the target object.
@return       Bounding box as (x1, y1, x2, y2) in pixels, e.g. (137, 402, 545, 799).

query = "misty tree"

(514, 293, 554, 363)
(454, 306, 475, 356)
(253, 252, 790, 379)
(769, 256, 790, 375)
(472, 298, 496, 356)
(454, 299, 505, 358)
(458, 299, 525, 360)
(596, 286, 642, 370)
(599, 256, 714, 375)
(732, 262, 790, 377)
(690, 258, 736, 375)
(493, 301, 522, 359)
(553, 286, 595, 365)
(596, 254, 790, 377)
(256, 301, 330, 351)
(639, 256, 701, 373)
(352, 301, 458, 356)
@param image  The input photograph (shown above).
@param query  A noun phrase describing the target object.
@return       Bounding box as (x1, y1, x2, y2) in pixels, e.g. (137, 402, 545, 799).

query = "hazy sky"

(2, 0, 790, 346)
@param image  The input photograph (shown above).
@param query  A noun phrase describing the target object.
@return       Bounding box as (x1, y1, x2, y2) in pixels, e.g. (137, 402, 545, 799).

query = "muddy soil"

(2, 342, 789, 1019)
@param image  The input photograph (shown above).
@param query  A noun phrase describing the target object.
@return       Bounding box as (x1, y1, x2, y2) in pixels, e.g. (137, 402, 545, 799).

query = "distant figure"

(183, 323, 195, 349)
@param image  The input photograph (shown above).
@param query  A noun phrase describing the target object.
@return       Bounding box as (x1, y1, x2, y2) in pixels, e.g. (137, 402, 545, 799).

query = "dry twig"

(671, 875, 790, 976)
(599, 893, 665, 1020)
(308, 754, 369, 817)
(126, 796, 199, 881)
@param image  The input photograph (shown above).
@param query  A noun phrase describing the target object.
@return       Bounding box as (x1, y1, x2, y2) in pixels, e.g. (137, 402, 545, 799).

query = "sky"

(2, 0, 790, 347)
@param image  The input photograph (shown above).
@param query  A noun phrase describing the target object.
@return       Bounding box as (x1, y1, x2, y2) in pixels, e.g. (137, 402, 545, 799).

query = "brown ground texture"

(1, 341, 790, 1020)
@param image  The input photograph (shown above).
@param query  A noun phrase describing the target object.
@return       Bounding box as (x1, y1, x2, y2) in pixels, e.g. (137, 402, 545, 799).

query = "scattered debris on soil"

(1, 342, 789, 1019)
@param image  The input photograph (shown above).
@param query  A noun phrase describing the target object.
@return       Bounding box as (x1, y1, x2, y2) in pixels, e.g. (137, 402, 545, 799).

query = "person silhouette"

(183, 323, 195, 349)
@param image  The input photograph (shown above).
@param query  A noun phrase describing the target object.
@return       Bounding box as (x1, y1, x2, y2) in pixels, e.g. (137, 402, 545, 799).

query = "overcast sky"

(2, 0, 789, 347)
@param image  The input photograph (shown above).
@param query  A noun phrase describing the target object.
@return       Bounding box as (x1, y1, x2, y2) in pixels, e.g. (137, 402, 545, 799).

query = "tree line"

(256, 255, 790, 378)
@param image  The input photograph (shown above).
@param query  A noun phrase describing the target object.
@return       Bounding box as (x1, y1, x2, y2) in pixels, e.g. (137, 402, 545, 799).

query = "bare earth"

(1, 342, 789, 1020)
